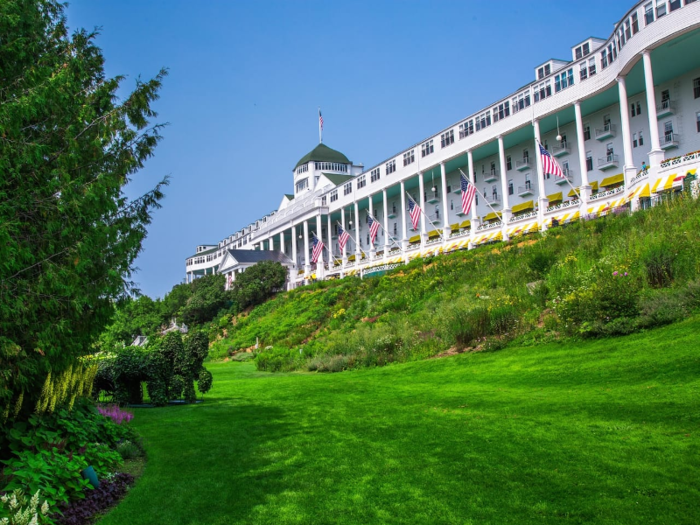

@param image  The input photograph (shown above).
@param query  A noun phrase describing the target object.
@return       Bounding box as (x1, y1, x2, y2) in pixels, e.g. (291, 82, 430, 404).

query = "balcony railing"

(657, 99, 675, 118)
(595, 124, 616, 141)
(515, 159, 531, 172)
(660, 133, 679, 150)
(597, 154, 619, 170)
(555, 169, 574, 185)
(483, 169, 499, 183)
(485, 194, 501, 206)
(518, 183, 534, 196)
(476, 221, 502, 232)
(552, 142, 570, 158)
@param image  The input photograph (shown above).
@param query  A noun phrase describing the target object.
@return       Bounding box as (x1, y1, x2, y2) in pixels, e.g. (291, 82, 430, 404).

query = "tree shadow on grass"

(101, 403, 297, 525)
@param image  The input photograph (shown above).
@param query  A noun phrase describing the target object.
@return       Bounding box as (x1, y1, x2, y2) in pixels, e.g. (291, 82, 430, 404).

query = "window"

(370, 168, 380, 183)
(697, 112, 700, 133)
(421, 140, 434, 158)
(508, 180, 514, 196)
(315, 162, 348, 172)
(447, 184, 451, 193)
(639, 131, 644, 146)
(555, 68, 574, 92)
(511, 91, 531, 113)
(393, 223, 397, 235)
(664, 121, 674, 141)
(441, 129, 455, 147)
(587, 58, 596, 77)
(459, 119, 474, 138)
(403, 150, 415, 167)
(330, 189, 338, 202)
(475, 111, 491, 131)
(601, 49, 608, 69)
(575, 46, 583, 60)
(537, 64, 551, 80)
(657, 0, 667, 18)
(386, 159, 396, 175)
(357, 175, 366, 189)
(296, 164, 308, 174)
(632, 12, 639, 34)
(694, 77, 700, 99)
(506, 155, 512, 171)
(492, 102, 510, 122)
(343, 182, 352, 196)
(624, 19, 632, 41)
(670, 0, 681, 11)
(296, 178, 308, 193)
(580, 62, 588, 81)
(586, 152, 593, 172)
(633, 132, 638, 148)
(645, 2, 654, 24)
(584, 124, 591, 141)
(533, 80, 552, 102)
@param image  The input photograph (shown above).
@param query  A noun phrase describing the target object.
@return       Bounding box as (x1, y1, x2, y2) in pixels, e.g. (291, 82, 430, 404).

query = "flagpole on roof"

(318, 108, 323, 144)
(404, 191, 445, 241)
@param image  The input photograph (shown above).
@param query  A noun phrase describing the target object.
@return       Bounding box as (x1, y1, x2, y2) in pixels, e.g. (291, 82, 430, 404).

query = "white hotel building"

(186, 0, 700, 287)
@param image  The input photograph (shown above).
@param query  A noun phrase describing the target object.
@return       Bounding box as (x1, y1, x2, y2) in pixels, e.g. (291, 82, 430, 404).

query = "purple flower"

(624, 272, 628, 276)
(613, 271, 618, 276)
(98, 404, 134, 425)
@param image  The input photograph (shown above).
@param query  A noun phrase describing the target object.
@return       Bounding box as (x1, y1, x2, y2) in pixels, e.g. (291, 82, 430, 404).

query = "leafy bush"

(116, 441, 141, 461)
(53, 473, 134, 525)
(642, 242, 676, 288)
(197, 369, 213, 395)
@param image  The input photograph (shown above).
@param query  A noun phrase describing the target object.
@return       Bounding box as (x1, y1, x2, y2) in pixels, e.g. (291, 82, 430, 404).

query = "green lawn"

(100, 318, 700, 525)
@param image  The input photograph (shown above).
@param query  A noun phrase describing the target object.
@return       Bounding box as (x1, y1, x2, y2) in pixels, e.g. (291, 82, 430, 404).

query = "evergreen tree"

(0, 0, 168, 416)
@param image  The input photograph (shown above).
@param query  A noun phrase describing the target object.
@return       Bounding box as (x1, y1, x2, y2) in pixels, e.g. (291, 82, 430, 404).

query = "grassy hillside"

(101, 316, 700, 525)
(210, 196, 700, 372)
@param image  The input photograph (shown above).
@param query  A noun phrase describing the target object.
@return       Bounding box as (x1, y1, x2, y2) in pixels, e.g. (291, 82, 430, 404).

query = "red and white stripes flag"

(319, 109, 324, 131)
(368, 214, 380, 245)
(311, 233, 324, 264)
(338, 225, 350, 250)
(539, 143, 565, 178)
(460, 173, 477, 216)
(407, 195, 421, 231)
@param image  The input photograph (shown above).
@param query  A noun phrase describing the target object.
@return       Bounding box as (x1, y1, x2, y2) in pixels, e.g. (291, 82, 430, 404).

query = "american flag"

(407, 195, 421, 231)
(367, 214, 380, 245)
(460, 173, 477, 216)
(319, 109, 324, 131)
(539, 143, 564, 178)
(338, 225, 350, 250)
(311, 233, 324, 264)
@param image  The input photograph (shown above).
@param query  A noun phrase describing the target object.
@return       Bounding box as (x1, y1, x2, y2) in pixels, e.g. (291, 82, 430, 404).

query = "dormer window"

(537, 64, 551, 80)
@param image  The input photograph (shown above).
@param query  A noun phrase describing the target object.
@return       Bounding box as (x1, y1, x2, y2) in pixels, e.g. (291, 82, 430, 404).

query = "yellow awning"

(628, 183, 650, 200)
(653, 172, 690, 193)
(507, 222, 539, 238)
(567, 188, 583, 197)
(600, 173, 624, 187)
(459, 220, 471, 228)
(348, 254, 356, 262)
(547, 192, 563, 203)
(408, 234, 421, 244)
(427, 229, 441, 239)
(512, 200, 534, 214)
(545, 210, 581, 227)
(450, 222, 460, 232)
(482, 212, 502, 222)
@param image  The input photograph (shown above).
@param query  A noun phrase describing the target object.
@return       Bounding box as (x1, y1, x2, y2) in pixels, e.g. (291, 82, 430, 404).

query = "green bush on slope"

(210, 196, 700, 372)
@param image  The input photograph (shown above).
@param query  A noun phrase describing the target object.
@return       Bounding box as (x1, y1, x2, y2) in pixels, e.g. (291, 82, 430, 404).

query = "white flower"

(29, 491, 39, 511)
(40, 501, 49, 515)
(28, 514, 39, 525)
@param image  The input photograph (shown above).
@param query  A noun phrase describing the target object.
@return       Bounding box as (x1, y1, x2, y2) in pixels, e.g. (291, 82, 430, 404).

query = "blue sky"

(66, 0, 631, 298)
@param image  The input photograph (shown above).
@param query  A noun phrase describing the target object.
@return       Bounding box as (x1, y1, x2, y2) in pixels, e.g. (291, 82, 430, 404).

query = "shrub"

(116, 441, 141, 461)
(197, 369, 213, 395)
(642, 242, 676, 288)
(53, 473, 134, 525)
(169, 375, 185, 399)
(450, 306, 491, 347)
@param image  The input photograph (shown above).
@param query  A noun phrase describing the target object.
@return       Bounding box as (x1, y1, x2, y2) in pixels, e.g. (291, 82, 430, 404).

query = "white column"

(303, 220, 310, 274)
(354, 200, 361, 259)
(497, 136, 510, 241)
(315, 214, 324, 278)
(327, 214, 333, 268)
(341, 207, 347, 264)
(574, 101, 591, 204)
(642, 50, 664, 167)
(533, 120, 548, 230)
(440, 162, 449, 238)
(368, 195, 376, 258)
(418, 172, 426, 246)
(291, 224, 298, 268)
(400, 180, 408, 251)
(382, 188, 390, 259)
(617, 76, 636, 182)
(279, 232, 285, 254)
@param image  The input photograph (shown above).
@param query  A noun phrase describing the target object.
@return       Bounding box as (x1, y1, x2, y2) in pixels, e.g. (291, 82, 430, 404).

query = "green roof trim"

(321, 173, 355, 186)
(294, 143, 350, 169)
(284, 194, 294, 200)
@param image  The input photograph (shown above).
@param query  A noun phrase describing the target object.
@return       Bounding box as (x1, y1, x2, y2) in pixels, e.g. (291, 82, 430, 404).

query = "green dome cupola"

(294, 143, 350, 170)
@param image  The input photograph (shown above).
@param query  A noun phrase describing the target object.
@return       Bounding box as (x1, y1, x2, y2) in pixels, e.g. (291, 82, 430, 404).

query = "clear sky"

(66, 0, 631, 298)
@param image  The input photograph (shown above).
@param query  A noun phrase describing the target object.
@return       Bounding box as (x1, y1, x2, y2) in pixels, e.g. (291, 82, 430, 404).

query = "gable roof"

(294, 143, 350, 169)
(219, 249, 294, 273)
(321, 173, 355, 186)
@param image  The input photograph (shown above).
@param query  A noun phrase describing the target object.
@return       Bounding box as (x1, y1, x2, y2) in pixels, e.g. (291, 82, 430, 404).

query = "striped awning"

(544, 210, 581, 227)
(473, 230, 503, 245)
(587, 197, 627, 216)
(627, 182, 650, 200)
(507, 221, 539, 238)
(652, 171, 694, 192)
(445, 237, 470, 252)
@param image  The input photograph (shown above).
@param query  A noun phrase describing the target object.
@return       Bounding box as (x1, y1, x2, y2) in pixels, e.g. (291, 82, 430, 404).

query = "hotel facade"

(186, 0, 700, 288)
